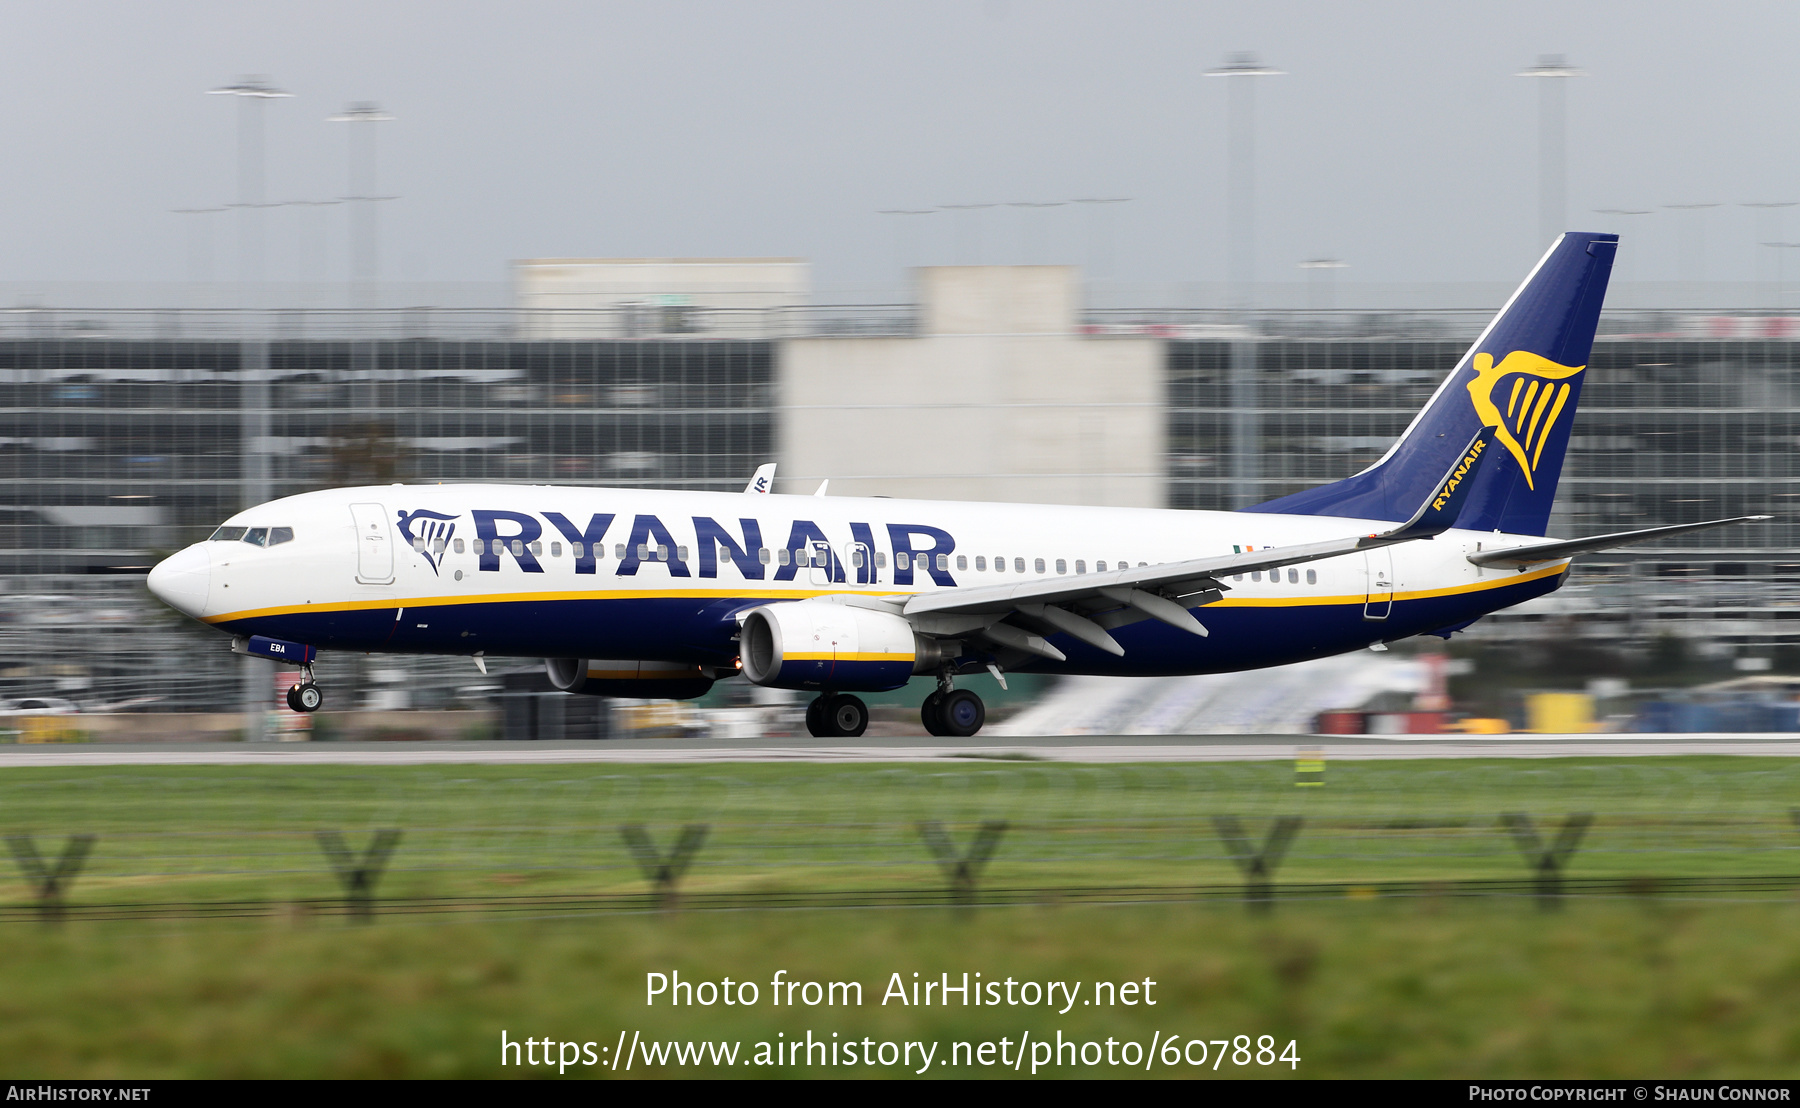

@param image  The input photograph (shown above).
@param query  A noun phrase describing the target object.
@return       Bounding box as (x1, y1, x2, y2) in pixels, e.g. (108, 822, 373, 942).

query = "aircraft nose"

(147, 544, 211, 618)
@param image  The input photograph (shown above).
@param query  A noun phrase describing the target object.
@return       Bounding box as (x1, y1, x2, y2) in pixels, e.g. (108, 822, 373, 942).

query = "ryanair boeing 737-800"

(145, 233, 1763, 737)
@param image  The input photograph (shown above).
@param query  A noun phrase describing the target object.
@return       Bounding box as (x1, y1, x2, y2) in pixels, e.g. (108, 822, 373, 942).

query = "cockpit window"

(209, 525, 294, 546)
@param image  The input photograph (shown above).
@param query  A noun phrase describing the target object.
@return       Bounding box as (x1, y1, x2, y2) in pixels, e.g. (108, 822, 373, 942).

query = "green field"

(1, 758, 1798, 1078)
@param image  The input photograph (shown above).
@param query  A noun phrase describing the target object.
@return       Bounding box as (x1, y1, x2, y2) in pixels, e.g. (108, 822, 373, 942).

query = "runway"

(2, 734, 1799, 766)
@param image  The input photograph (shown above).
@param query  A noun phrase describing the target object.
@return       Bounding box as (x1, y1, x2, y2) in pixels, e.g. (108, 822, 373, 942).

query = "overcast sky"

(4, 1, 1798, 294)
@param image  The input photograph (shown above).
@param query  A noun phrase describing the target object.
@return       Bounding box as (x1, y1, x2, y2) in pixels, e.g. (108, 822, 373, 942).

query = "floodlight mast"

(328, 102, 397, 308)
(1517, 55, 1586, 253)
(207, 76, 292, 287)
(1205, 52, 1284, 309)
(1205, 52, 1283, 510)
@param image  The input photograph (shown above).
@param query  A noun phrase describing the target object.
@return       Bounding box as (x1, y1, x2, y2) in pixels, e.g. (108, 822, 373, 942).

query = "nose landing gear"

(804, 693, 869, 737)
(285, 665, 323, 714)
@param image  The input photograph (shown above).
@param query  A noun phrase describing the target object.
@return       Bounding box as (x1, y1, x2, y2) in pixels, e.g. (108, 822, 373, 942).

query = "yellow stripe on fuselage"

(203, 562, 1568, 625)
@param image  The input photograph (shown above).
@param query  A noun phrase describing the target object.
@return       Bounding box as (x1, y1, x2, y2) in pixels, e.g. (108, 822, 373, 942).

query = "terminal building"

(1, 261, 1795, 711)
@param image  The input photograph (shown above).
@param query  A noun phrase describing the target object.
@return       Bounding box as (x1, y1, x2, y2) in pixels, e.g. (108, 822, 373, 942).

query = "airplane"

(146, 232, 1765, 738)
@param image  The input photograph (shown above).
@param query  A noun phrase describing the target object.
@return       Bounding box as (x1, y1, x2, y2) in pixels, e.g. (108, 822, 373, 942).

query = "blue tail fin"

(1244, 232, 1618, 536)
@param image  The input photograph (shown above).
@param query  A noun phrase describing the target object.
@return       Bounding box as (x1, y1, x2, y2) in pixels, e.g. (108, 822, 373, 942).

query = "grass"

(2, 758, 1798, 907)
(1, 757, 1799, 1077)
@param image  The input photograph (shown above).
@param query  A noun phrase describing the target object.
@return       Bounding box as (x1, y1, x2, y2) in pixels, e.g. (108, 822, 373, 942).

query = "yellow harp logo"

(1465, 351, 1585, 490)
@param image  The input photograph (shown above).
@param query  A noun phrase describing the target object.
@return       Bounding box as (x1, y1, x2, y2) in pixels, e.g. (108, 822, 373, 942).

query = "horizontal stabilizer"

(1467, 515, 1770, 567)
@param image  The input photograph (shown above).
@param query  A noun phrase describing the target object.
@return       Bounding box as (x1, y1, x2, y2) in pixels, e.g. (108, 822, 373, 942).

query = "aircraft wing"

(899, 428, 1496, 661)
(1466, 515, 1769, 567)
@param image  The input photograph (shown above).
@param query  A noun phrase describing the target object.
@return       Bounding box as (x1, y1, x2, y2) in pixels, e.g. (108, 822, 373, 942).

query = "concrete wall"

(779, 266, 1164, 507)
(514, 258, 809, 339)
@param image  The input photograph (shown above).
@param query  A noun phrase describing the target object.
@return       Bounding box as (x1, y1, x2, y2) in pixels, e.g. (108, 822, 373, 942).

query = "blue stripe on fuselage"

(211, 568, 1564, 677)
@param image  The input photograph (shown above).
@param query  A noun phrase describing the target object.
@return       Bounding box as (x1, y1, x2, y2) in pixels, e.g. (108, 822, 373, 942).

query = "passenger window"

(936, 553, 948, 571)
(677, 546, 689, 561)
(551, 542, 563, 557)
(453, 538, 465, 554)
(1034, 558, 1046, 573)
(759, 547, 772, 564)
(209, 526, 248, 542)
(1252, 571, 1262, 582)
(1055, 559, 1067, 574)
(876, 551, 887, 568)
(529, 541, 542, 556)
(570, 542, 582, 558)
(637, 544, 650, 560)
(995, 557, 1005, 573)
(792, 548, 805, 565)
(412, 536, 426, 552)
(956, 555, 967, 571)
(975, 556, 987, 571)
(615, 543, 626, 559)
(1233, 573, 1243, 581)
(1096, 561, 1106, 572)
(1015, 557, 1026, 573)
(512, 539, 525, 557)
(1287, 569, 1298, 584)
(897, 552, 911, 570)
(1075, 560, 1085, 574)
(851, 548, 865, 568)
(777, 548, 791, 566)
(1306, 569, 1317, 585)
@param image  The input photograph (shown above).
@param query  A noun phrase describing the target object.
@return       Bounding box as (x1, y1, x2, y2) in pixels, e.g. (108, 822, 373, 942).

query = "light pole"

(1298, 258, 1347, 311)
(208, 76, 292, 289)
(1205, 51, 1283, 509)
(328, 103, 396, 309)
(1517, 55, 1586, 253)
(209, 76, 290, 744)
(1664, 203, 1721, 285)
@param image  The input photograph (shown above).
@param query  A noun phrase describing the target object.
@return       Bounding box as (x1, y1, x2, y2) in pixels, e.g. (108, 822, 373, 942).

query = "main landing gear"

(921, 675, 985, 738)
(286, 665, 323, 714)
(805, 693, 869, 738)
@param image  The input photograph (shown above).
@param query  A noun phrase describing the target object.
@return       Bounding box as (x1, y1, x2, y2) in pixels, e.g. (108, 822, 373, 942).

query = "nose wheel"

(922, 688, 985, 737)
(805, 693, 868, 737)
(286, 683, 323, 714)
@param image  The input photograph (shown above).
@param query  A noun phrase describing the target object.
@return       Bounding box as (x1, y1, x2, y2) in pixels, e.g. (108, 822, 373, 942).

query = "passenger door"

(350, 502, 395, 584)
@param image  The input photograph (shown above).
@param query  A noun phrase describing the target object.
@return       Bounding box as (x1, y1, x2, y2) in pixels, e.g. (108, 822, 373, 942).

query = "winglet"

(743, 463, 776, 494)
(1362, 426, 1494, 545)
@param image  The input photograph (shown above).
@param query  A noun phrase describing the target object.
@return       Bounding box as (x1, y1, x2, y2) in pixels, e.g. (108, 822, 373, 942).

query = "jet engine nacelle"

(544, 658, 715, 700)
(739, 599, 942, 691)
